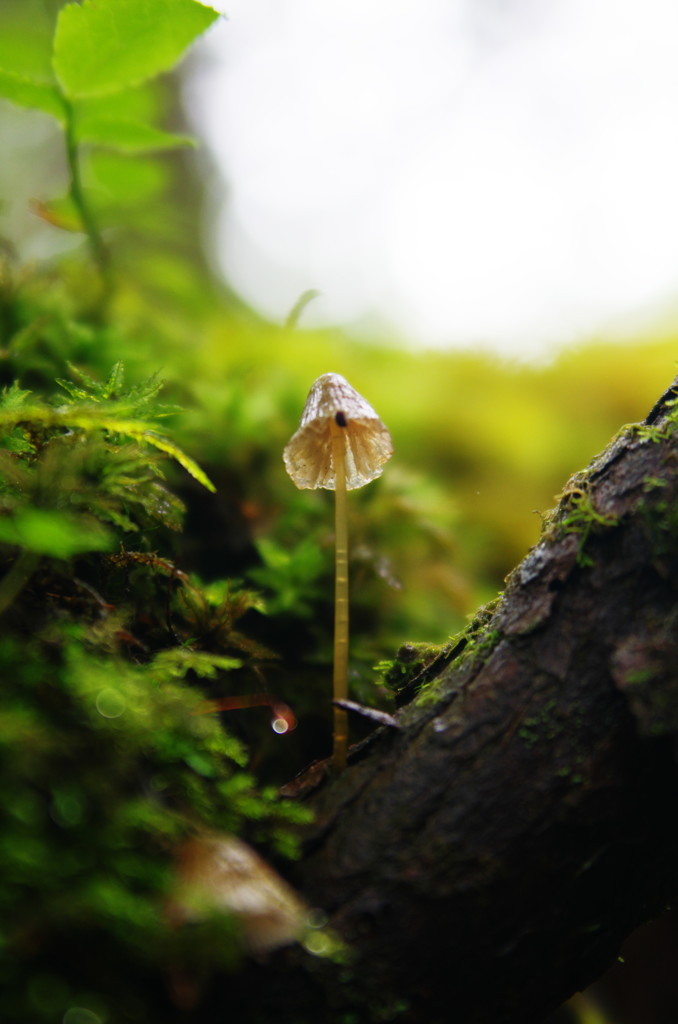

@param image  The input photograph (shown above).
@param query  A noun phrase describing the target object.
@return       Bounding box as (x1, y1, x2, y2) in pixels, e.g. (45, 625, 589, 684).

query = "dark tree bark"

(215, 378, 678, 1024)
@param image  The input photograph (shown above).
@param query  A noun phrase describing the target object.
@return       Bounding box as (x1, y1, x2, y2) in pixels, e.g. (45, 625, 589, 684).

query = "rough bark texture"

(212, 379, 678, 1024)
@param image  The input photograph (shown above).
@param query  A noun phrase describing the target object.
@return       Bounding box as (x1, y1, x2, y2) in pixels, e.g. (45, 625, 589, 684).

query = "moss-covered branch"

(209, 376, 678, 1024)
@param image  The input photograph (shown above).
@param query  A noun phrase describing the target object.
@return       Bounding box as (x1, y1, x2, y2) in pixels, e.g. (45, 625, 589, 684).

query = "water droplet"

(303, 930, 333, 956)
(95, 688, 125, 718)
(305, 908, 329, 929)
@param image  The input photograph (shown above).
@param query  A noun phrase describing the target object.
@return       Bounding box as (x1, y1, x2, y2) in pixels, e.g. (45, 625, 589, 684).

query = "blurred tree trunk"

(215, 377, 678, 1024)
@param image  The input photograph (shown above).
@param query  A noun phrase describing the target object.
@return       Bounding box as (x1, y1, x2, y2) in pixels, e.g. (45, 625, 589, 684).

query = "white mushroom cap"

(283, 373, 393, 490)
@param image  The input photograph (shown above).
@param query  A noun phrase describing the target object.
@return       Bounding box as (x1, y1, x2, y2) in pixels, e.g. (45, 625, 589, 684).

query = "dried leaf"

(168, 832, 308, 954)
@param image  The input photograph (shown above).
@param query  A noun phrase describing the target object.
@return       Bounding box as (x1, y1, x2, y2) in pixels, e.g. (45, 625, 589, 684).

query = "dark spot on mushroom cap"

(335, 411, 347, 427)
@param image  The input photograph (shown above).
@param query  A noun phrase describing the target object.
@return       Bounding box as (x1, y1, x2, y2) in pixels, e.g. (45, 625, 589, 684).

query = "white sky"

(187, 0, 678, 357)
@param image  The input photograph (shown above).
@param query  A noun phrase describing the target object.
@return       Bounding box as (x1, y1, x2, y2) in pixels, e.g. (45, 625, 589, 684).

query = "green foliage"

(249, 535, 326, 616)
(0, 362, 210, 558)
(0, 3, 326, 1019)
(375, 641, 448, 698)
(0, 0, 219, 308)
(0, 507, 112, 558)
(0, 69, 63, 118)
(0, 0, 218, 131)
(0, 329, 313, 1015)
(0, 631, 309, 1021)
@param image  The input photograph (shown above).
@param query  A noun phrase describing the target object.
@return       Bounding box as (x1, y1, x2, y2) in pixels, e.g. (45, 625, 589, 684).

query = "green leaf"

(53, 0, 220, 99)
(0, 69, 64, 119)
(59, 365, 177, 415)
(103, 362, 126, 398)
(58, 361, 126, 401)
(75, 83, 162, 124)
(0, 509, 114, 558)
(55, 378, 93, 401)
(0, 433, 35, 455)
(152, 648, 242, 680)
(84, 150, 170, 207)
(75, 114, 195, 153)
(0, 2, 56, 81)
(0, 404, 216, 494)
(136, 430, 216, 493)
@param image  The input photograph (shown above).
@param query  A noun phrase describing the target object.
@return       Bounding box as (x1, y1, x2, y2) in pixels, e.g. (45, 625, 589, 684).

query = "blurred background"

(2, 1, 678, 1021)
(186, 0, 678, 357)
(184, 0, 678, 643)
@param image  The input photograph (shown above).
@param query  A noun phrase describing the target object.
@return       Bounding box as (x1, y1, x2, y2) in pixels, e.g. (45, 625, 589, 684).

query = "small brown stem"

(193, 694, 297, 733)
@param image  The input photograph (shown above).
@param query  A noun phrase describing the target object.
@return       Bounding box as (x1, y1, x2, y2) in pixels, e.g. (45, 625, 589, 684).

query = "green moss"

(0, 358, 314, 1017)
(642, 475, 668, 492)
(555, 489, 619, 567)
(517, 698, 562, 748)
(624, 667, 657, 686)
(463, 626, 502, 661)
(377, 641, 447, 695)
(632, 396, 678, 443)
(639, 490, 678, 565)
(404, 600, 503, 708)
(634, 423, 670, 443)
(535, 400, 678, 571)
(0, 614, 315, 1017)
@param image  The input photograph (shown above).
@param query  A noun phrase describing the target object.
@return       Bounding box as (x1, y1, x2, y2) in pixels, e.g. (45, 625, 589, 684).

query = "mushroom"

(283, 373, 393, 768)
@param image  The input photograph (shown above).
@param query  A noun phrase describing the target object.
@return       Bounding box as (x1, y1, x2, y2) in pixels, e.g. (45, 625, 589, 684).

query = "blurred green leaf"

(74, 82, 163, 124)
(151, 648, 242, 680)
(0, 383, 32, 413)
(0, 69, 64, 119)
(53, 0, 220, 99)
(249, 536, 326, 616)
(0, 509, 114, 557)
(0, 2, 56, 80)
(84, 150, 170, 206)
(74, 115, 195, 153)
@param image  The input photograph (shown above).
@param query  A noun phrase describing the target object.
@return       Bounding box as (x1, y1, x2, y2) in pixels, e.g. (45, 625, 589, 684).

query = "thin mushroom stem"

(331, 417, 349, 769)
